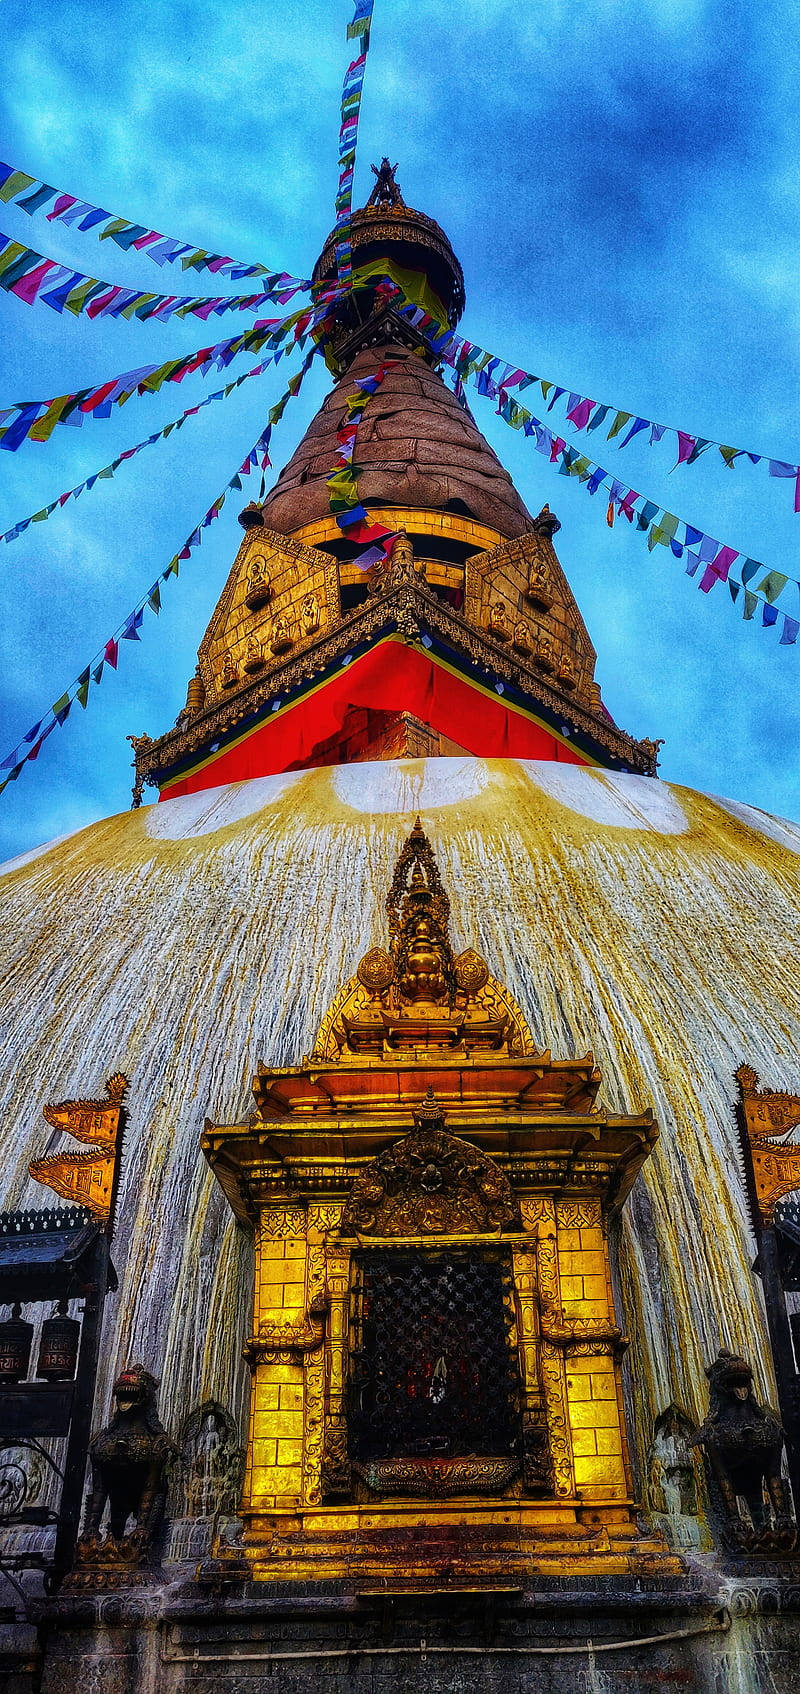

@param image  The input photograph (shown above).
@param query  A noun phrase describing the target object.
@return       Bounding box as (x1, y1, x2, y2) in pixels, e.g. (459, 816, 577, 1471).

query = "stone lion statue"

(77, 1364, 175, 1566)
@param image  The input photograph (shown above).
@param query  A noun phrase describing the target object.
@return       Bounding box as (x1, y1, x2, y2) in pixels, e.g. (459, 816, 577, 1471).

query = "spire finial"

(367, 158, 405, 208)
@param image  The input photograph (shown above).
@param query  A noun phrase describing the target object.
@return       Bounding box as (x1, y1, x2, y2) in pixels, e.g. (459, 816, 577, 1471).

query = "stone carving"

(341, 1090, 520, 1236)
(534, 634, 555, 672)
(512, 620, 533, 654)
(175, 1401, 243, 1521)
(221, 655, 239, 690)
(691, 1350, 796, 1551)
(77, 1365, 175, 1568)
(646, 1405, 710, 1552)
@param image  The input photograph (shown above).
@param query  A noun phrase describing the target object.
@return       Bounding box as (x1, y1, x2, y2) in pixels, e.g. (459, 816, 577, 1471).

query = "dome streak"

(1, 758, 798, 1450)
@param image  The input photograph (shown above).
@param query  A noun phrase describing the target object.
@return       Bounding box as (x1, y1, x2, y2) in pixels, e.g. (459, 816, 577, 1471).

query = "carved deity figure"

(77, 1365, 175, 1566)
(221, 655, 239, 690)
(525, 559, 553, 608)
(691, 1349, 795, 1549)
(487, 601, 509, 641)
(535, 635, 555, 672)
(270, 612, 293, 654)
(301, 593, 321, 635)
(243, 635, 264, 673)
(245, 554, 272, 608)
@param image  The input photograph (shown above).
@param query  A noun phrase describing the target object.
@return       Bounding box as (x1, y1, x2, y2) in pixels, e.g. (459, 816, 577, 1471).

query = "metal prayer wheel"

(0, 1303, 34, 1382)
(36, 1301, 80, 1382)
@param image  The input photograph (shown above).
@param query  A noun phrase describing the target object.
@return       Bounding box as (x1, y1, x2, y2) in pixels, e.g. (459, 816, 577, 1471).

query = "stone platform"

(6, 1571, 797, 1694)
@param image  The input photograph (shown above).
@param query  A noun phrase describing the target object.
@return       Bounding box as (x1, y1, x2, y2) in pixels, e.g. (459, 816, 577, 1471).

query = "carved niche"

(342, 1090, 521, 1237)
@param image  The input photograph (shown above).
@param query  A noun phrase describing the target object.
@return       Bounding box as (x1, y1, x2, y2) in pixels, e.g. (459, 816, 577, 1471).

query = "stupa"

(2, 167, 800, 1691)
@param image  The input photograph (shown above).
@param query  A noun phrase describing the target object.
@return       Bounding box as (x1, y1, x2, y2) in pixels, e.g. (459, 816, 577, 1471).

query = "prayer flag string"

(418, 322, 799, 644)
(0, 283, 347, 453)
(0, 346, 321, 797)
(335, 0, 375, 286)
(0, 157, 312, 285)
(327, 356, 402, 568)
(0, 227, 311, 324)
(430, 324, 800, 514)
(0, 351, 290, 547)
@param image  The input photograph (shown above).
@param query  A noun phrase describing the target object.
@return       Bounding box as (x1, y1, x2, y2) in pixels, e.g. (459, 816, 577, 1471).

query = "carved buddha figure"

(221, 655, 239, 690)
(245, 554, 272, 610)
(487, 601, 509, 641)
(526, 558, 553, 609)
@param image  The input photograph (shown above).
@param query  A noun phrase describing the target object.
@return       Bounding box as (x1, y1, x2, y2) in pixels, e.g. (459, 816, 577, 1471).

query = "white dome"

(2, 756, 797, 1470)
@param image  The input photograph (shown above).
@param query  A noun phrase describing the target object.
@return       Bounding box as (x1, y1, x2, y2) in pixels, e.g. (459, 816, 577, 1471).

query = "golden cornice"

(202, 1097, 657, 1230)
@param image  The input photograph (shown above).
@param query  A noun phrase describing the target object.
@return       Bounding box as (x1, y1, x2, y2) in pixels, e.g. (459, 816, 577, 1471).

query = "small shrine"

(203, 821, 676, 1586)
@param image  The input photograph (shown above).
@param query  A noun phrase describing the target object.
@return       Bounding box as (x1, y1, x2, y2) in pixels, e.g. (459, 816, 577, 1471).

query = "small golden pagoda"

(203, 820, 675, 1586)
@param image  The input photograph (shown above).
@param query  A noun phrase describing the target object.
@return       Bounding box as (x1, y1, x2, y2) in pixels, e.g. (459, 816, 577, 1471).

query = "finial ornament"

(367, 157, 405, 209)
(310, 819, 537, 1060)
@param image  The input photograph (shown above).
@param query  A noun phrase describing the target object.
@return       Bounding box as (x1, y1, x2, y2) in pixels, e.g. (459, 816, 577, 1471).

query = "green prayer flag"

(99, 218, 131, 241)
(31, 508, 49, 523)
(755, 570, 788, 603)
(743, 591, 758, 620)
(63, 279, 106, 316)
(165, 557, 180, 578)
(607, 410, 632, 440)
(148, 585, 161, 614)
(0, 171, 36, 202)
(0, 241, 29, 280)
(76, 670, 90, 709)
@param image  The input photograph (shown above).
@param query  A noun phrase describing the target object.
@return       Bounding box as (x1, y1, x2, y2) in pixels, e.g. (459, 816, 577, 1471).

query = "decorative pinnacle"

(367, 158, 405, 209)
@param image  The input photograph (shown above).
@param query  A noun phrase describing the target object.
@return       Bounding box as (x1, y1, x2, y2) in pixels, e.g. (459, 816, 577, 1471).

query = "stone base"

(26, 1570, 800, 1694)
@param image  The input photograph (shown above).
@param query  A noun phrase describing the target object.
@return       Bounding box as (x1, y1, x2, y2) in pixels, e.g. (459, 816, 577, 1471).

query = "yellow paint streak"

(1, 757, 797, 1480)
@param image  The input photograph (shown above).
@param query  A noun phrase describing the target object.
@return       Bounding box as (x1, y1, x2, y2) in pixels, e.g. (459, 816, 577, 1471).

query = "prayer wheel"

(0, 1303, 34, 1382)
(36, 1300, 80, 1382)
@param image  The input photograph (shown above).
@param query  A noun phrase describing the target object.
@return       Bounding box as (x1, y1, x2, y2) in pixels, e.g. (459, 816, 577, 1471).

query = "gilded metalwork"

(134, 566, 658, 797)
(201, 826, 666, 1582)
(342, 1097, 520, 1236)
(29, 1073, 127, 1226)
(736, 1064, 800, 1223)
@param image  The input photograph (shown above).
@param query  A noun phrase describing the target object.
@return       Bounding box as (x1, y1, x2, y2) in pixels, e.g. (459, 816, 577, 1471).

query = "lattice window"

(347, 1249, 521, 1462)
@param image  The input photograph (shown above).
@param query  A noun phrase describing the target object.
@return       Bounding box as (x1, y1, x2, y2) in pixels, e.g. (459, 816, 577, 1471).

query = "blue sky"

(1, 0, 799, 861)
